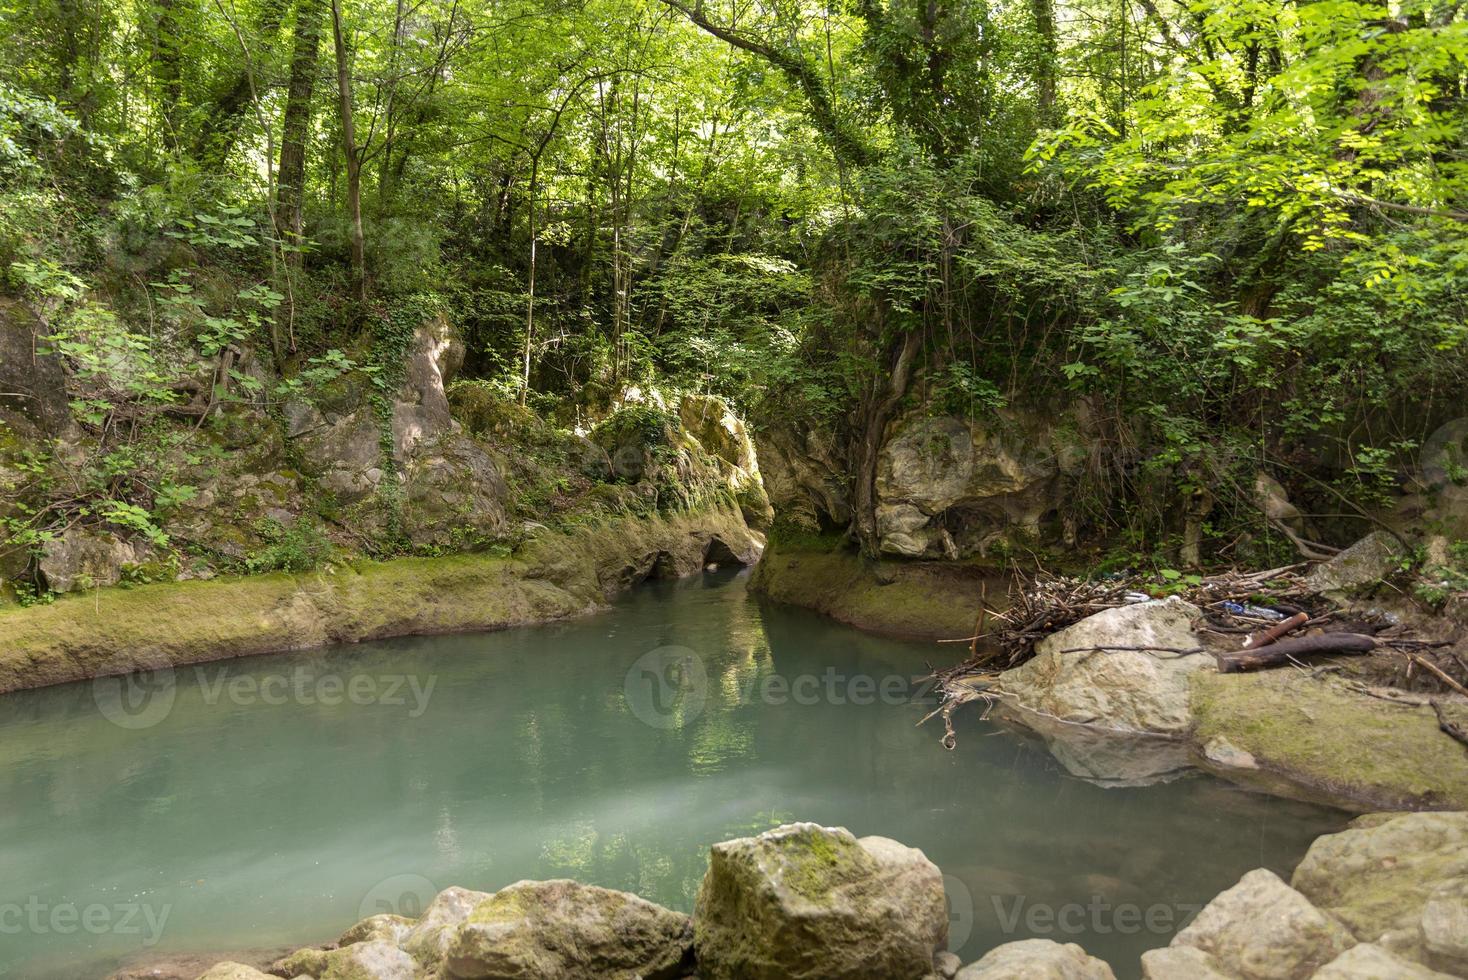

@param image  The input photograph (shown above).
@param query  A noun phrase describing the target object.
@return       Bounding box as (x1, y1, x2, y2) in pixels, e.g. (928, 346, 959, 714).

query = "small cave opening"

(703, 536, 747, 570)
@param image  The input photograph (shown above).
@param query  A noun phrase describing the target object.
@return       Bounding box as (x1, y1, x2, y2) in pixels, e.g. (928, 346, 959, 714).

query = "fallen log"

(1242, 611, 1310, 649)
(1216, 633, 1377, 673)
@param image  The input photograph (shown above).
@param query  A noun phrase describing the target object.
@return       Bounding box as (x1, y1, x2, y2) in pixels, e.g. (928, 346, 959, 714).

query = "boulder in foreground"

(443, 879, 691, 980)
(692, 822, 947, 980)
(955, 938, 1116, 979)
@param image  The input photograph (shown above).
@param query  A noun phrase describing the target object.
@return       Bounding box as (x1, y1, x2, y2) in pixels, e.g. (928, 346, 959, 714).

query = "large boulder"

(692, 822, 947, 980)
(679, 394, 772, 527)
(401, 434, 509, 548)
(997, 597, 1209, 736)
(1291, 811, 1468, 973)
(38, 528, 146, 592)
(276, 940, 417, 980)
(872, 408, 1084, 557)
(954, 939, 1115, 979)
(442, 879, 692, 980)
(1163, 868, 1355, 980)
(392, 316, 459, 462)
(402, 886, 492, 971)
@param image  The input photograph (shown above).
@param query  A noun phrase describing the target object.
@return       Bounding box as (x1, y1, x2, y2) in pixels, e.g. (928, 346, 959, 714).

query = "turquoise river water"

(0, 569, 1346, 978)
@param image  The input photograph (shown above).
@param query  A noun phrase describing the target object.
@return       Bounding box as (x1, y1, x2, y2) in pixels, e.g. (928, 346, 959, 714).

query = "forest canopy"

(2, 0, 1466, 563)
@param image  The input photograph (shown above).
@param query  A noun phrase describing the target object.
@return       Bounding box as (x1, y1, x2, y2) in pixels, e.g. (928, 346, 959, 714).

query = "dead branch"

(1217, 633, 1378, 673)
(1433, 701, 1468, 750)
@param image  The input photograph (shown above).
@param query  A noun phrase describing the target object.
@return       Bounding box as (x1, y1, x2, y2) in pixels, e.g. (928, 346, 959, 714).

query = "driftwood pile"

(929, 564, 1468, 751)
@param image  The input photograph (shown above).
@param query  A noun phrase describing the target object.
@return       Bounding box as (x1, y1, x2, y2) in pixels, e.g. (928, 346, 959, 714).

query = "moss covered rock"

(442, 879, 692, 980)
(402, 886, 492, 971)
(1190, 671, 1468, 810)
(692, 822, 946, 980)
(1291, 811, 1468, 974)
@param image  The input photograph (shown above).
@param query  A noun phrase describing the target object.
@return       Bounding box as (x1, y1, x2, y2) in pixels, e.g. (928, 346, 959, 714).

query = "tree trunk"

(276, 0, 322, 254)
(852, 328, 922, 556)
(1029, 0, 1057, 121)
(330, 0, 367, 303)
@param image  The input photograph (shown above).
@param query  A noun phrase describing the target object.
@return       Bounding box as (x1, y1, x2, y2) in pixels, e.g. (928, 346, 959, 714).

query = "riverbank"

(748, 537, 999, 640)
(0, 503, 761, 694)
(140, 814, 1468, 980)
(752, 541, 1468, 813)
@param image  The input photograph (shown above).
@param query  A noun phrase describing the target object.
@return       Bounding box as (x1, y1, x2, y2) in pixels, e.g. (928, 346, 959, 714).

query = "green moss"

(748, 541, 996, 640)
(780, 828, 871, 903)
(0, 502, 756, 694)
(1191, 670, 1468, 811)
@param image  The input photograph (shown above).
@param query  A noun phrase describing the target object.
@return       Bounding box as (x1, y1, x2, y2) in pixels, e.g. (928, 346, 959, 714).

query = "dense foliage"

(1, 0, 1465, 570)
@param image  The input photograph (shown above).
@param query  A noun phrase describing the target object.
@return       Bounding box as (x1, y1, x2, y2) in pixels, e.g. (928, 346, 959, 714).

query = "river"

(0, 568, 1345, 978)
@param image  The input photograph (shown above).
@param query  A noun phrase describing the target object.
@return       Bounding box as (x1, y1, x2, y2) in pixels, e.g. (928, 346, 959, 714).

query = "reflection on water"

(0, 569, 1345, 979)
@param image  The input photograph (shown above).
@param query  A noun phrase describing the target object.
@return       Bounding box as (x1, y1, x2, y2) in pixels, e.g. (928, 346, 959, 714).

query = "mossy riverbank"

(0, 504, 760, 694)
(748, 538, 1001, 641)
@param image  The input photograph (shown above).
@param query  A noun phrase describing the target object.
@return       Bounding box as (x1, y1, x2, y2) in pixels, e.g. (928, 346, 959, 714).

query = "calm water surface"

(0, 569, 1345, 978)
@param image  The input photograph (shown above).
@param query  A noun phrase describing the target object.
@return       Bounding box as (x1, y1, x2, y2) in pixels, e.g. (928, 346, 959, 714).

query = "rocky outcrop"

(0, 503, 761, 694)
(954, 939, 1116, 979)
(756, 425, 851, 532)
(997, 597, 1210, 736)
(402, 886, 493, 970)
(1290, 811, 1468, 975)
(38, 528, 148, 592)
(873, 408, 1084, 558)
(679, 393, 773, 527)
(693, 823, 948, 980)
(445, 880, 692, 980)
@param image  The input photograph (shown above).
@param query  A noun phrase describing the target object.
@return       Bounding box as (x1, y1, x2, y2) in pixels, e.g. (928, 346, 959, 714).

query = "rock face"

(998, 597, 1209, 736)
(444, 879, 692, 980)
(401, 435, 509, 547)
(38, 528, 146, 592)
(0, 298, 73, 439)
(692, 822, 947, 980)
(954, 939, 1116, 979)
(756, 425, 851, 532)
(1291, 811, 1468, 974)
(873, 409, 1083, 558)
(1162, 869, 1356, 980)
(679, 394, 772, 527)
